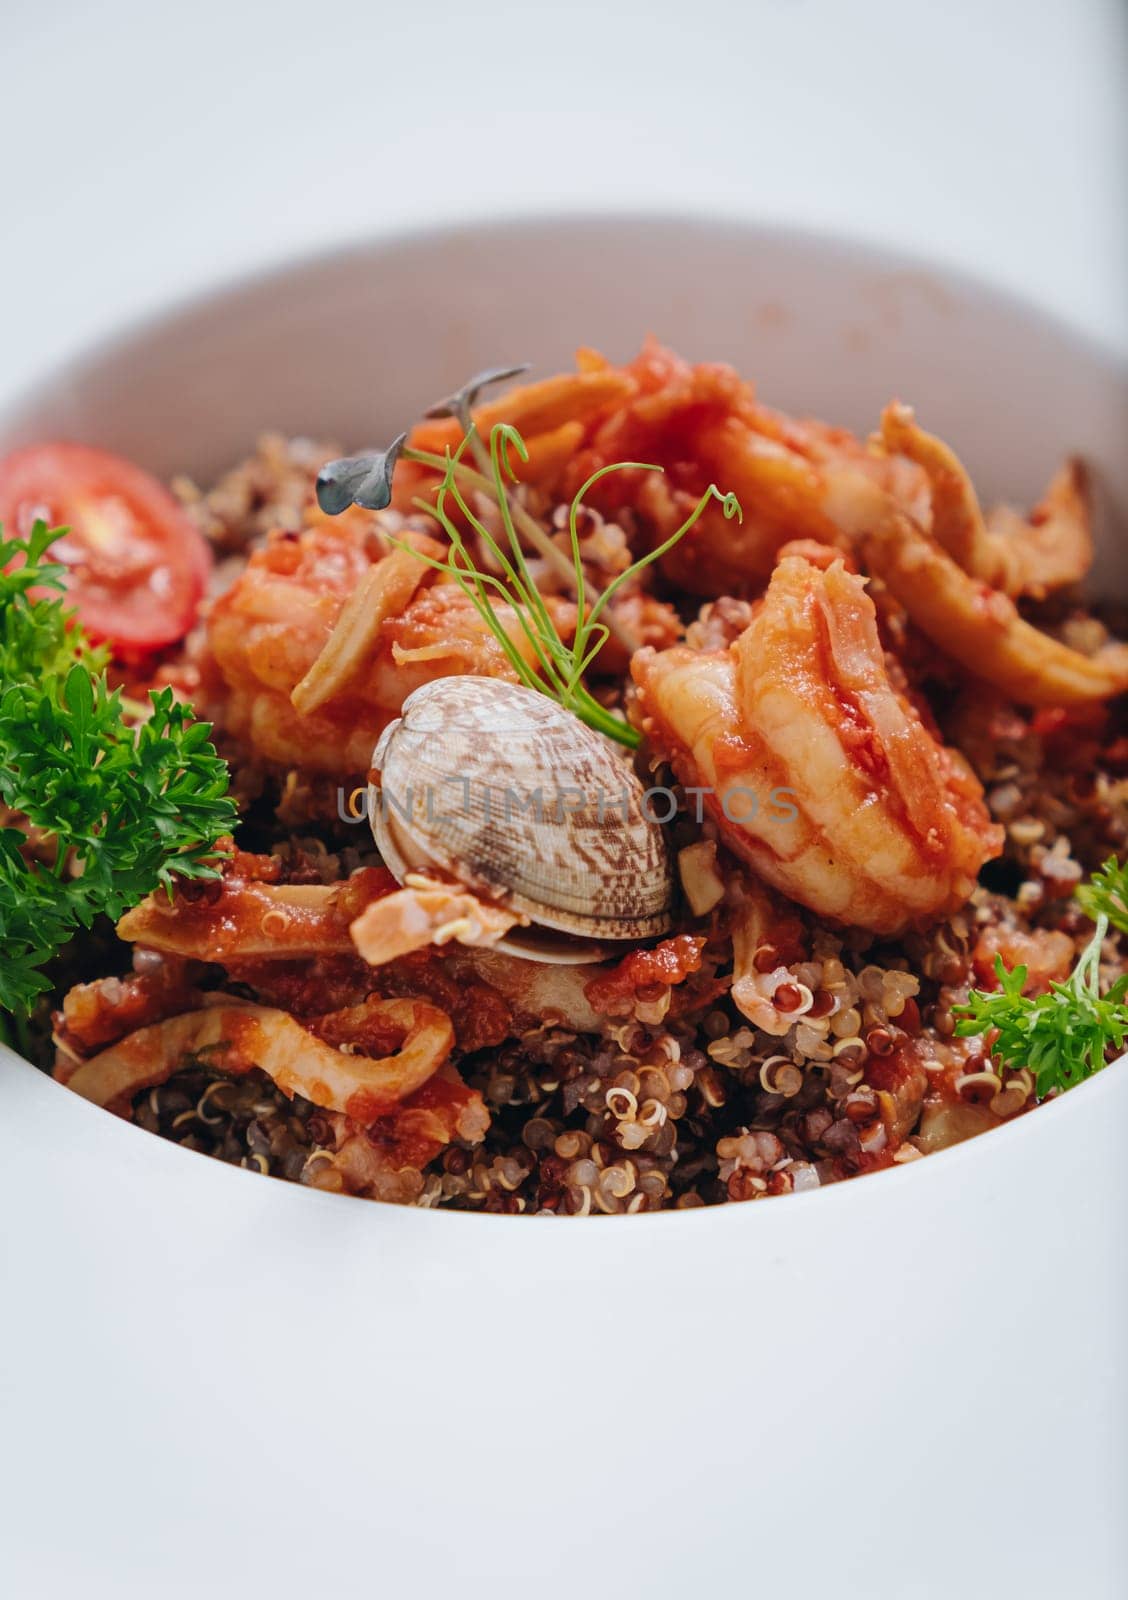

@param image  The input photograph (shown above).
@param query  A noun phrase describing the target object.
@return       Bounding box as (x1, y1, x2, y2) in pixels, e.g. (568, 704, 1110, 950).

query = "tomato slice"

(0, 442, 212, 659)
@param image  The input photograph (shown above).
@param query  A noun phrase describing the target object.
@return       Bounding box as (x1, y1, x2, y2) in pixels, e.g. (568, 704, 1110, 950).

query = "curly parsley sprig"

(0, 521, 235, 1014)
(954, 908, 1128, 1098)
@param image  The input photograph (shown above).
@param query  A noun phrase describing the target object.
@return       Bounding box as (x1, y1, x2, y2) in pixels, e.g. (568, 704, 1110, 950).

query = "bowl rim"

(2, 208, 1125, 1227)
(1, 209, 1125, 443)
(4, 1034, 1125, 1229)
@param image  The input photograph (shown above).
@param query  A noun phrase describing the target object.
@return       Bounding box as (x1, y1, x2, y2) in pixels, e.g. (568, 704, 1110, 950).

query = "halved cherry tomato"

(0, 442, 212, 659)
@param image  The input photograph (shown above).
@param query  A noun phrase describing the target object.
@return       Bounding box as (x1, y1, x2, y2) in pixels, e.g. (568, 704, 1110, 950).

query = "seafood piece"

(915, 1097, 1000, 1153)
(972, 923, 1077, 993)
(985, 461, 1091, 593)
(824, 470, 1128, 707)
(404, 369, 638, 459)
(455, 949, 604, 1033)
(60, 997, 454, 1125)
(587, 592, 683, 676)
(350, 876, 523, 966)
(564, 342, 837, 592)
(365, 582, 576, 710)
(730, 881, 809, 1033)
(682, 415, 845, 587)
(370, 676, 674, 959)
(514, 421, 586, 486)
(116, 865, 396, 961)
(879, 402, 1092, 598)
(207, 521, 572, 774)
(289, 543, 435, 714)
(632, 551, 1003, 935)
(56, 962, 202, 1056)
(309, 1068, 491, 1204)
(867, 1042, 930, 1143)
(561, 340, 926, 595)
(677, 840, 726, 915)
(582, 934, 710, 1020)
(207, 521, 415, 772)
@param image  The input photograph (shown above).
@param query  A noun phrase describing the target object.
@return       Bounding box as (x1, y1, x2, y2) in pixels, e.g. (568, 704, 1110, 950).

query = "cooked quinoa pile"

(43, 343, 1128, 1212)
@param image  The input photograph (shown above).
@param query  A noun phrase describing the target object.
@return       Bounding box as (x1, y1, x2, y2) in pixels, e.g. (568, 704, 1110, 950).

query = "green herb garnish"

(317, 380, 741, 747)
(423, 364, 532, 421)
(395, 423, 739, 747)
(315, 433, 407, 513)
(0, 521, 236, 1015)
(1077, 855, 1128, 936)
(954, 910, 1128, 1097)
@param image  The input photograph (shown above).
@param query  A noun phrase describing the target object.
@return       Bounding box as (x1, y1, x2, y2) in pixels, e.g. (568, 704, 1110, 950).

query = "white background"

(1, 7, 1127, 1599)
(2, 0, 1126, 406)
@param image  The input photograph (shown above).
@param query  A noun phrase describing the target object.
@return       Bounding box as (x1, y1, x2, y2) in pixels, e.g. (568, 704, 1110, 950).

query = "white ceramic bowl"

(1, 219, 1126, 1600)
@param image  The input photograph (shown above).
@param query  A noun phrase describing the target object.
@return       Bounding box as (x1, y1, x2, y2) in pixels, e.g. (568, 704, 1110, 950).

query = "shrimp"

(824, 469, 1128, 707)
(563, 342, 833, 592)
(208, 518, 574, 774)
(59, 997, 454, 1126)
(366, 581, 576, 709)
(207, 520, 418, 772)
(632, 550, 1003, 935)
(879, 402, 1092, 598)
(559, 340, 927, 595)
(399, 342, 921, 597)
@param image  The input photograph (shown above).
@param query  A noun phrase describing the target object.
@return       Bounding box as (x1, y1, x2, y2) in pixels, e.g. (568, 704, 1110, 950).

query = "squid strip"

(63, 999, 454, 1126)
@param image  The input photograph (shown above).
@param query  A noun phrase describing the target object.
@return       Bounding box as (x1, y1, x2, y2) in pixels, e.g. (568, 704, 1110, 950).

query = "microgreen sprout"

(317, 395, 741, 748)
(315, 432, 407, 513)
(318, 364, 640, 642)
(423, 364, 532, 421)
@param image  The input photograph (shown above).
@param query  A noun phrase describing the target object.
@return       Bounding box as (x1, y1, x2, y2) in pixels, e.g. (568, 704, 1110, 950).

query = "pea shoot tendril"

(316, 367, 742, 748)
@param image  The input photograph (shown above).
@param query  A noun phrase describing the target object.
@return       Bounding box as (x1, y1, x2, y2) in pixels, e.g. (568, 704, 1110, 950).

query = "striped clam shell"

(369, 677, 674, 946)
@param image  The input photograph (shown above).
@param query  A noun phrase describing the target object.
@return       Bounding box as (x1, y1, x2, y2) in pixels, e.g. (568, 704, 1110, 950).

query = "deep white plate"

(1, 218, 1126, 1600)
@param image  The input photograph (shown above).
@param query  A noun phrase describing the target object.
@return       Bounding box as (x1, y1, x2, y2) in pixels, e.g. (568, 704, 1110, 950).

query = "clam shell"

(369, 678, 674, 945)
